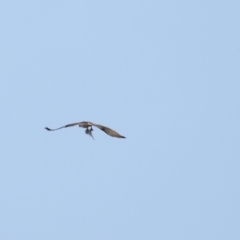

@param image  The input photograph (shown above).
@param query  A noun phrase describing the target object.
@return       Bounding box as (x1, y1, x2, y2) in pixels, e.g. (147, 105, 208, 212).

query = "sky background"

(1, 1, 240, 239)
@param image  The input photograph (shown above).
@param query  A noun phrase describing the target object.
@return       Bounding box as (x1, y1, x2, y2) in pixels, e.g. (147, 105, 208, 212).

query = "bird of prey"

(45, 121, 126, 139)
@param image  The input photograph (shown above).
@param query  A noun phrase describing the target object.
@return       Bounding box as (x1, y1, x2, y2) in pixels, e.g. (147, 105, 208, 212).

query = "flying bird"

(45, 121, 126, 139)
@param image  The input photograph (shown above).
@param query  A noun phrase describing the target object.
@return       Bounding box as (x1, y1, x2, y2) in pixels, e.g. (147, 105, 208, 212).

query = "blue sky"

(1, 1, 240, 239)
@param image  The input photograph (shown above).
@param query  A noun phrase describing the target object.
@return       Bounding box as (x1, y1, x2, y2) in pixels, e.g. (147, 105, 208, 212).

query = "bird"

(45, 121, 126, 139)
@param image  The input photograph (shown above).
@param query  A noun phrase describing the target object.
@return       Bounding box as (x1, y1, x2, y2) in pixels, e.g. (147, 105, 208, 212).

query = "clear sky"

(1, 1, 240, 239)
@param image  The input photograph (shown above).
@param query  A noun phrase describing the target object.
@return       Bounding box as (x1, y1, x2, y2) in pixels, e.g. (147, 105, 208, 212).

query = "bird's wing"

(91, 123, 126, 138)
(45, 122, 81, 131)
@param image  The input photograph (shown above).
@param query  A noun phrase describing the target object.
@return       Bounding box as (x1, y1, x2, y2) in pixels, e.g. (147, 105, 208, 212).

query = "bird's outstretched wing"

(92, 123, 125, 138)
(45, 122, 81, 131)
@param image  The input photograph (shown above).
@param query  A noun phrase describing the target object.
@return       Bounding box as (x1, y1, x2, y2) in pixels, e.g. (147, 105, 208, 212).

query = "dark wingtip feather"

(45, 127, 51, 131)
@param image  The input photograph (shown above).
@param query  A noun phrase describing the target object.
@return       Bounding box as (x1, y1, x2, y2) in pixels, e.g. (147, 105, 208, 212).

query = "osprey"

(45, 121, 126, 139)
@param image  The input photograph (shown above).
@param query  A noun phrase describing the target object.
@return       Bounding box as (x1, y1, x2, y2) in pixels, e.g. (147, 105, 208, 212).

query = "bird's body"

(45, 121, 125, 139)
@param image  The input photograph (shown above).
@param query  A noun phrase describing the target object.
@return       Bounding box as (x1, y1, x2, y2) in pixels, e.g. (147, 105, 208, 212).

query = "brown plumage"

(45, 121, 126, 139)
